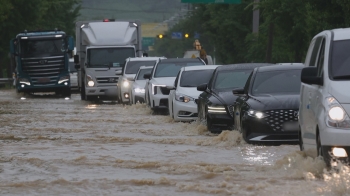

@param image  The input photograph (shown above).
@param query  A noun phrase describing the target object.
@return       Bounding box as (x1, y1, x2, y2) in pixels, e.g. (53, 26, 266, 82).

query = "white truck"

(74, 19, 143, 101)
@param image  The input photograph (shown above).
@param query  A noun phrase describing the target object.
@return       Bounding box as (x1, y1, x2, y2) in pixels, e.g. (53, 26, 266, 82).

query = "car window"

(136, 68, 152, 80)
(154, 62, 203, 78)
(180, 70, 215, 87)
(125, 61, 156, 74)
(213, 70, 252, 90)
(316, 39, 325, 77)
(251, 69, 302, 95)
(306, 37, 323, 67)
(330, 39, 350, 79)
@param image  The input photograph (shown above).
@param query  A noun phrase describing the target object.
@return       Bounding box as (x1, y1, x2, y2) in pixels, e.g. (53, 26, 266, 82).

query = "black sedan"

(233, 64, 304, 144)
(197, 63, 272, 133)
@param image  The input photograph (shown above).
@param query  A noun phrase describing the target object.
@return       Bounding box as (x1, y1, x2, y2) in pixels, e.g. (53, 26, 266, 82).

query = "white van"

(299, 28, 350, 165)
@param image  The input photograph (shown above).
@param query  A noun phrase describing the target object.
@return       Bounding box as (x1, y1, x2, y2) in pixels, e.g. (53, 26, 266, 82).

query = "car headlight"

(123, 80, 129, 88)
(326, 96, 350, 128)
(19, 78, 30, 86)
(208, 105, 226, 113)
(134, 88, 145, 93)
(247, 109, 269, 119)
(175, 93, 194, 103)
(58, 75, 70, 84)
(86, 75, 95, 87)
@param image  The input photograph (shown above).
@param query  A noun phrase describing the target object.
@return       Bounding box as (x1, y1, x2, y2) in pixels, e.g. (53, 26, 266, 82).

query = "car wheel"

(81, 83, 86, 100)
(317, 133, 323, 157)
(171, 103, 175, 119)
(299, 129, 304, 151)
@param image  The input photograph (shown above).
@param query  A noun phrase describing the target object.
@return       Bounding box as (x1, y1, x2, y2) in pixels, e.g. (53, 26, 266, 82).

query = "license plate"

(38, 78, 50, 83)
(283, 121, 299, 131)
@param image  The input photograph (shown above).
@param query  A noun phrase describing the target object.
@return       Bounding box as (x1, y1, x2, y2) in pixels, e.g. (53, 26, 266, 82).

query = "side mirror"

(166, 85, 175, 90)
(143, 52, 148, 57)
(197, 83, 207, 91)
(232, 88, 245, 95)
(115, 70, 122, 75)
(67, 36, 74, 51)
(143, 73, 151, 79)
(301, 67, 323, 85)
(74, 55, 79, 64)
(75, 64, 80, 70)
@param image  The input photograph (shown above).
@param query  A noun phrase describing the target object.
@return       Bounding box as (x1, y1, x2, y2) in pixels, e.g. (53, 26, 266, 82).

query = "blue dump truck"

(10, 29, 74, 97)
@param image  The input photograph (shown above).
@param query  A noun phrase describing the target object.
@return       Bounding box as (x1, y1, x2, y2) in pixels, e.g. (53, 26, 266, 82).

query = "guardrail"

(0, 78, 13, 84)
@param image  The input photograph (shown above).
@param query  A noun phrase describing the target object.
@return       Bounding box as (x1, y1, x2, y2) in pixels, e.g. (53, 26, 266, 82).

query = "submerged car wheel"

(299, 129, 304, 151)
(241, 120, 250, 144)
(317, 133, 323, 158)
(81, 84, 86, 100)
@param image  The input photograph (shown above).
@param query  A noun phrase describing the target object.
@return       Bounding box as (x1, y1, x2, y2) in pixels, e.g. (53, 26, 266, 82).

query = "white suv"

(144, 58, 205, 111)
(117, 57, 165, 104)
(299, 28, 350, 165)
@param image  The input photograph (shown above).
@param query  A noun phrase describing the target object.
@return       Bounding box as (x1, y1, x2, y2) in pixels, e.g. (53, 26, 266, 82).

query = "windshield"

(180, 70, 214, 87)
(154, 62, 203, 78)
(87, 48, 135, 68)
(137, 68, 152, 80)
(125, 61, 156, 74)
(20, 38, 66, 57)
(252, 69, 302, 95)
(213, 69, 252, 90)
(331, 40, 350, 79)
(68, 61, 76, 72)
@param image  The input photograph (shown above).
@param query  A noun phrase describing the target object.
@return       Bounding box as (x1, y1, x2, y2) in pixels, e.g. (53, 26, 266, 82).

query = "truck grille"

(96, 77, 119, 84)
(264, 109, 298, 131)
(160, 87, 170, 95)
(21, 56, 65, 86)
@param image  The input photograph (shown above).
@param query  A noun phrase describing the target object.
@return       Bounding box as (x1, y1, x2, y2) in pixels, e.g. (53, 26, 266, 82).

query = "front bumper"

(173, 100, 198, 122)
(85, 85, 118, 99)
(18, 82, 70, 93)
(207, 112, 233, 129)
(133, 90, 146, 104)
(242, 115, 299, 143)
(150, 93, 169, 109)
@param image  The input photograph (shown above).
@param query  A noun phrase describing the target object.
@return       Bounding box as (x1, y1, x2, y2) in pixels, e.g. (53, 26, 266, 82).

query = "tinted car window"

(213, 70, 251, 90)
(180, 70, 214, 87)
(331, 40, 350, 79)
(154, 62, 203, 78)
(136, 68, 152, 80)
(252, 69, 302, 95)
(125, 61, 156, 74)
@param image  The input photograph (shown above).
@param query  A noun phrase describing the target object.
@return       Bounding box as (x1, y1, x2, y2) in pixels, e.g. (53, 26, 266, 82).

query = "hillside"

(79, 0, 184, 23)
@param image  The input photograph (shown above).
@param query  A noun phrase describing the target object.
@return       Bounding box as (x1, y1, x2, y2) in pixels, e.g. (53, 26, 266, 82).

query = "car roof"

(181, 65, 221, 71)
(216, 63, 273, 71)
(257, 64, 305, 72)
(127, 57, 166, 61)
(158, 58, 203, 63)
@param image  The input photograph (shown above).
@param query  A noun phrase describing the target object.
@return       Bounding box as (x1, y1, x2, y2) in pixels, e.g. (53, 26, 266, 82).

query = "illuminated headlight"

(135, 88, 145, 93)
(208, 105, 226, 113)
(86, 75, 95, 87)
(58, 75, 69, 84)
(19, 78, 30, 86)
(247, 109, 269, 119)
(175, 93, 194, 103)
(326, 96, 350, 128)
(332, 147, 348, 157)
(123, 80, 129, 88)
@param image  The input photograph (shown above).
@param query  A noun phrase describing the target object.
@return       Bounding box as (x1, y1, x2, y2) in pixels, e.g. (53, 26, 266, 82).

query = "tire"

(81, 83, 86, 100)
(171, 103, 174, 119)
(205, 109, 215, 133)
(317, 133, 323, 157)
(241, 120, 250, 143)
(86, 95, 97, 102)
(299, 129, 304, 151)
(63, 88, 71, 98)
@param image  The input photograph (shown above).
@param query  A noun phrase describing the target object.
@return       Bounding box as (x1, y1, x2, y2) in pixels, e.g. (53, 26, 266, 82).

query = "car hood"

(177, 87, 201, 99)
(328, 81, 350, 104)
(133, 80, 147, 88)
(151, 77, 176, 86)
(249, 94, 300, 111)
(212, 89, 238, 105)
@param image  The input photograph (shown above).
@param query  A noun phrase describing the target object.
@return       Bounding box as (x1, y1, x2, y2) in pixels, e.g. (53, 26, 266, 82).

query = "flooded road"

(0, 89, 349, 195)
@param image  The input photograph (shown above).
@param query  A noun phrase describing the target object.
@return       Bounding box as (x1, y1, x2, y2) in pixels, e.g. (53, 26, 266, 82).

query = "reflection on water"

(86, 104, 97, 109)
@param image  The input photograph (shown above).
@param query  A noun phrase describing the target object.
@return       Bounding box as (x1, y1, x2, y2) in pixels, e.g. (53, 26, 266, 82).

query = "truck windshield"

(331, 40, 350, 80)
(125, 61, 156, 74)
(20, 38, 66, 57)
(87, 48, 135, 68)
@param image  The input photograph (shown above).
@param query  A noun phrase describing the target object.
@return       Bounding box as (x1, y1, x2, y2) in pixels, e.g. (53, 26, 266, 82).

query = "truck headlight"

(123, 80, 129, 88)
(175, 93, 194, 103)
(247, 109, 269, 119)
(58, 75, 70, 84)
(19, 78, 30, 86)
(326, 96, 350, 128)
(86, 75, 95, 87)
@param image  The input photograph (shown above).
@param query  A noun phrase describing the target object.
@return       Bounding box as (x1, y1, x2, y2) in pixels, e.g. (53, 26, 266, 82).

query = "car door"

(234, 72, 253, 131)
(300, 36, 324, 148)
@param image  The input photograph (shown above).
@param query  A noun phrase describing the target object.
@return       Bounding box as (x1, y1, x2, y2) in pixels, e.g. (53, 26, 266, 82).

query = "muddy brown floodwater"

(0, 89, 349, 196)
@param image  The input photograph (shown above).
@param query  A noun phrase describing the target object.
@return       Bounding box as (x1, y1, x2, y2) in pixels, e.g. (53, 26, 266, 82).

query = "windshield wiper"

(333, 75, 350, 79)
